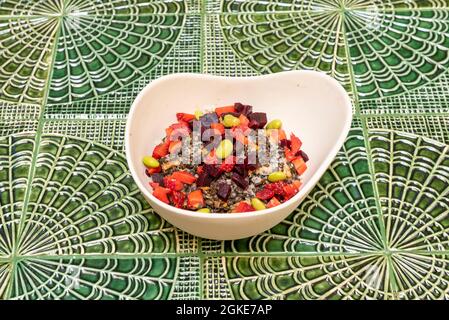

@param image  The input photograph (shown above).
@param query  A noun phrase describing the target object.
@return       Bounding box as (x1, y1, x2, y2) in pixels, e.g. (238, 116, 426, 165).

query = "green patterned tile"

(15, 134, 176, 256)
(0, 261, 10, 299)
(49, 13, 185, 104)
(369, 130, 449, 252)
(0, 17, 58, 104)
(9, 257, 176, 300)
(224, 255, 394, 300)
(45, 13, 201, 115)
(223, 127, 385, 254)
(391, 253, 449, 299)
(219, 11, 352, 92)
(0, 134, 35, 258)
(346, 9, 449, 100)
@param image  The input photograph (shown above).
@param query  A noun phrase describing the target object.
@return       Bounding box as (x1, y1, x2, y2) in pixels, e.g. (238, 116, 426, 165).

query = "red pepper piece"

(187, 190, 204, 209)
(152, 186, 171, 204)
(172, 171, 197, 184)
(256, 188, 275, 201)
(146, 167, 161, 175)
(266, 197, 281, 208)
(232, 201, 255, 213)
(211, 123, 225, 135)
(215, 106, 236, 117)
(284, 147, 297, 162)
(152, 140, 170, 159)
(290, 133, 302, 154)
(292, 157, 307, 175)
(169, 140, 182, 154)
(176, 113, 195, 122)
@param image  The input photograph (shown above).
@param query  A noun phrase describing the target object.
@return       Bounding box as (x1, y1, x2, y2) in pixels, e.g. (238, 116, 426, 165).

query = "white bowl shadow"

(126, 71, 352, 240)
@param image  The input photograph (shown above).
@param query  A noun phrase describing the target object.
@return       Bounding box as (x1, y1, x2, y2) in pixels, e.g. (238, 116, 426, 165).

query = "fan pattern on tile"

(15, 134, 176, 256)
(225, 129, 385, 254)
(220, 0, 449, 99)
(10, 258, 176, 300)
(0, 17, 58, 104)
(369, 130, 449, 252)
(225, 255, 393, 300)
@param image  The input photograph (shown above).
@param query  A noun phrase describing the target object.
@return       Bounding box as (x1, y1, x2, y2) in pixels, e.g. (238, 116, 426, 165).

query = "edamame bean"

(268, 171, 287, 182)
(266, 119, 282, 129)
(143, 156, 160, 168)
(195, 109, 203, 120)
(251, 198, 266, 211)
(197, 208, 211, 213)
(223, 114, 240, 127)
(216, 139, 233, 159)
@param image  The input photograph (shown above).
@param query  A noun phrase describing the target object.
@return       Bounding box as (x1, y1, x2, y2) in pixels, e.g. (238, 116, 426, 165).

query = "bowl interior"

(126, 71, 352, 215)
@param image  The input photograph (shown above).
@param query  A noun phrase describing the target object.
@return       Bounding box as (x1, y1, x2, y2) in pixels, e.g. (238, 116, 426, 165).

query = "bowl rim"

(125, 70, 352, 219)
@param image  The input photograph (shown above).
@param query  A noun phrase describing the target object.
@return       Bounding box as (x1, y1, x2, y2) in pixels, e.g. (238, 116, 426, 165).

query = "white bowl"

(125, 71, 352, 240)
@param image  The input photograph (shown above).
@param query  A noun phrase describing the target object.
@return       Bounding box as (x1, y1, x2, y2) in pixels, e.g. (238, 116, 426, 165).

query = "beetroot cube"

(217, 183, 231, 201)
(248, 112, 267, 129)
(232, 172, 249, 189)
(196, 171, 213, 187)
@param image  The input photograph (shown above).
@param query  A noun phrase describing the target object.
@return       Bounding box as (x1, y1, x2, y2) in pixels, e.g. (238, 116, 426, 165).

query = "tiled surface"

(1, 0, 449, 300)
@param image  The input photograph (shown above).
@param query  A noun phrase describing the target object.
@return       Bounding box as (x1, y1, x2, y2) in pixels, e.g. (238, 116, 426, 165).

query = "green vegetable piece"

(216, 139, 233, 159)
(266, 119, 282, 129)
(268, 171, 287, 182)
(251, 198, 266, 211)
(223, 114, 240, 128)
(143, 156, 160, 168)
(195, 109, 203, 120)
(197, 208, 211, 213)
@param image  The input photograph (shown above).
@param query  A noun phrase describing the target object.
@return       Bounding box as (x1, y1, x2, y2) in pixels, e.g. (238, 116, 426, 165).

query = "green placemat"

(1, 0, 449, 300)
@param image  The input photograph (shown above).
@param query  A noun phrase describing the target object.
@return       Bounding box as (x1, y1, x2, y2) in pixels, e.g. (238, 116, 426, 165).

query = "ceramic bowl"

(125, 71, 352, 240)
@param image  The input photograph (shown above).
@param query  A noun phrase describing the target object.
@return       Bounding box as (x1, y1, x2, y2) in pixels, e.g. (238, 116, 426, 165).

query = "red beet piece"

(204, 164, 222, 178)
(232, 172, 249, 189)
(151, 173, 164, 185)
(233, 164, 247, 177)
(248, 112, 267, 129)
(280, 139, 292, 149)
(196, 171, 214, 187)
(298, 150, 309, 162)
(217, 183, 231, 201)
(234, 103, 253, 116)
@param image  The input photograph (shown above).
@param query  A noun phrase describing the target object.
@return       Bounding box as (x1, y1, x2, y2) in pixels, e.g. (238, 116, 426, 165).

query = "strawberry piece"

(146, 167, 161, 175)
(169, 140, 182, 154)
(164, 176, 184, 191)
(267, 197, 281, 208)
(211, 123, 225, 135)
(152, 140, 170, 159)
(176, 113, 195, 122)
(149, 182, 160, 189)
(170, 191, 186, 208)
(172, 171, 197, 184)
(204, 149, 218, 164)
(256, 188, 275, 201)
(169, 123, 190, 141)
(152, 186, 171, 204)
(290, 133, 302, 154)
(292, 180, 302, 189)
(278, 129, 287, 141)
(197, 165, 204, 174)
(187, 190, 204, 209)
(232, 201, 255, 213)
(292, 157, 307, 175)
(239, 114, 249, 127)
(215, 106, 236, 117)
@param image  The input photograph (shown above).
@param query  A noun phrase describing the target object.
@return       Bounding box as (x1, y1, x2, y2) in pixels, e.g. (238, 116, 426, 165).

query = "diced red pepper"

(169, 140, 182, 154)
(292, 157, 307, 175)
(211, 123, 225, 135)
(170, 190, 186, 208)
(232, 201, 255, 213)
(292, 180, 302, 189)
(278, 129, 287, 141)
(215, 105, 236, 117)
(239, 114, 249, 127)
(283, 183, 299, 200)
(172, 171, 197, 184)
(149, 182, 160, 189)
(187, 190, 204, 209)
(290, 133, 302, 154)
(284, 147, 297, 162)
(152, 140, 170, 159)
(164, 176, 184, 191)
(256, 188, 275, 201)
(267, 197, 281, 208)
(176, 113, 195, 122)
(146, 167, 161, 175)
(153, 186, 171, 204)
